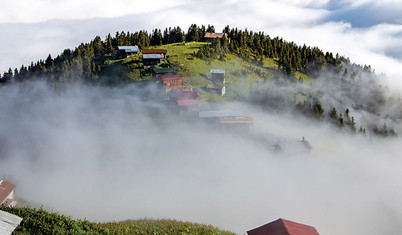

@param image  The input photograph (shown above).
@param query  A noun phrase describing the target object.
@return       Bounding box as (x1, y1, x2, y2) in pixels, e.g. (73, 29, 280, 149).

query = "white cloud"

(1, 82, 402, 234)
(279, 0, 330, 8)
(2, 0, 402, 84)
(0, 0, 185, 23)
(265, 22, 402, 90)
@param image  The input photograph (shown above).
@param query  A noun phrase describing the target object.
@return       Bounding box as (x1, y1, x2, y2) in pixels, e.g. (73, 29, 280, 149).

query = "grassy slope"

(100, 42, 311, 102)
(1, 44, 312, 234)
(1, 206, 236, 235)
(152, 42, 293, 102)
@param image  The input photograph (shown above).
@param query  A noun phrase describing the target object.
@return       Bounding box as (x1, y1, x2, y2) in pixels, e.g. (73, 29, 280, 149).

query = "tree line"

(0, 24, 372, 84)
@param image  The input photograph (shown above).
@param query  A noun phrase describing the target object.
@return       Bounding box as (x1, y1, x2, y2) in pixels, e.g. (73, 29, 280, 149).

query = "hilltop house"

(210, 69, 226, 84)
(142, 49, 167, 67)
(175, 90, 199, 107)
(118, 46, 140, 58)
(198, 110, 253, 132)
(205, 83, 225, 96)
(204, 33, 230, 43)
(0, 180, 16, 207)
(159, 74, 184, 91)
(247, 218, 319, 235)
(152, 67, 174, 77)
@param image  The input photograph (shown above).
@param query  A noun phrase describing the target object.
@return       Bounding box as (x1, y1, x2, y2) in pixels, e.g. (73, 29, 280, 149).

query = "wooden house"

(175, 90, 199, 107)
(142, 49, 167, 67)
(210, 69, 226, 83)
(152, 67, 174, 77)
(0, 210, 23, 235)
(159, 74, 184, 91)
(247, 218, 319, 235)
(118, 46, 140, 58)
(204, 33, 230, 43)
(205, 84, 225, 96)
(198, 110, 253, 132)
(0, 180, 16, 207)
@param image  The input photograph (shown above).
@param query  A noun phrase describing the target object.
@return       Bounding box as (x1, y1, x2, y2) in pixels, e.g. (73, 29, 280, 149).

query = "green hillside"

(100, 41, 309, 103)
(1, 206, 236, 235)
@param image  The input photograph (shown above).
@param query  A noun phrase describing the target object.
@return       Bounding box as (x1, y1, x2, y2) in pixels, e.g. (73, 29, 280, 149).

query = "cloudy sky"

(2, 1, 402, 234)
(1, 0, 402, 84)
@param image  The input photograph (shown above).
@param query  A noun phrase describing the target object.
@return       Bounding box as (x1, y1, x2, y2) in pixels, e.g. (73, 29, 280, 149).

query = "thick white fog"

(1, 81, 402, 234)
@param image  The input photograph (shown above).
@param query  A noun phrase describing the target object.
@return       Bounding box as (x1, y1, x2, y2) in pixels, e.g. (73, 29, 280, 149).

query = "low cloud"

(0, 80, 402, 234)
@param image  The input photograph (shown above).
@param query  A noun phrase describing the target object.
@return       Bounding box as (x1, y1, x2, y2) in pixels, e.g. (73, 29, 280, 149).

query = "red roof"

(220, 116, 253, 124)
(0, 181, 16, 206)
(142, 49, 167, 54)
(160, 74, 184, 80)
(176, 91, 198, 99)
(204, 33, 227, 39)
(177, 99, 199, 106)
(247, 218, 319, 235)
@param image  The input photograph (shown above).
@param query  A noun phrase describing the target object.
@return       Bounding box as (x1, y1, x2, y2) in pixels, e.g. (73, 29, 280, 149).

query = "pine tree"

(206, 24, 215, 33)
(350, 116, 356, 132)
(186, 24, 199, 42)
(330, 107, 338, 119)
(338, 113, 344, 126)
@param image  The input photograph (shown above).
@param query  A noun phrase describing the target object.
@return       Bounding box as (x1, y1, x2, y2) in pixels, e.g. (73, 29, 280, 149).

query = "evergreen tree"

(330, 107, 338, 119)
(338, 113, 344, 126)
(313, 103, 324, 118)
(206, 24, 215, 33)
(349, 116, 356, 132)
(186, 24, 199, 42)
(92, 36, 104, 57)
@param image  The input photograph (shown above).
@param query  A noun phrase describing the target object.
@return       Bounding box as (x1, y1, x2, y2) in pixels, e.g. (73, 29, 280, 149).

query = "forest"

(0, 24, 397, 137)
(0, 24, 372, 84)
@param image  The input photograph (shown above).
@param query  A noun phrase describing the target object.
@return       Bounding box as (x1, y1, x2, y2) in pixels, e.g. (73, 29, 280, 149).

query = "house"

(0, 180, 16, 207)
(118, 46, 140, 58)
(205, 84, 225, 96)
(204, 33, 230, 43)
(152, 67, 174, 77)
(198, 110, 253, 132)
(142, 49, 168, 67)
(0, 210, 22, 235)
(175, 90, 199, 107)
(159, 74, 184, 91)
(199, 110, 245, 118)
(273, 137, 312, 155)
(247, 218, 319, 235)
(210, 69, 226, 84)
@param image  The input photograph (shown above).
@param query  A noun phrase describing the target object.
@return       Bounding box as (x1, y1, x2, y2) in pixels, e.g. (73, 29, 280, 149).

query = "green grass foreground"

(1, 206, 236, 235)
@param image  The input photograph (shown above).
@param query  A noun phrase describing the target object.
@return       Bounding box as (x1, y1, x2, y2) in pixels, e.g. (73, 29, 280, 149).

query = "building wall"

(163, 78, 183, 89)
(144, 59, 163, 66)
(211, 73, 226, 84)
(1, 190, 15, 207)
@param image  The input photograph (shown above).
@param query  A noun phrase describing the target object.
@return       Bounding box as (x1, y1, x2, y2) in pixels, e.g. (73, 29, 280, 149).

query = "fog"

(1, 80, 402, 234)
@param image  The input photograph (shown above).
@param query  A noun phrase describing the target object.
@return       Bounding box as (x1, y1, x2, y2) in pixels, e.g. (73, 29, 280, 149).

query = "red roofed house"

(142, 49, 168, 67)
(247, 218, 319, 235)
(0, 180, 17, 207)
(159, 74, 184, 91)
(204, 33, 230, 43)
(175, 90, 199, 107)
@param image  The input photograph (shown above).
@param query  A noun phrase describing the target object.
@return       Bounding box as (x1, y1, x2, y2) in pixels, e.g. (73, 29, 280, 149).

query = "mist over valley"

(1, 24, 402, 234)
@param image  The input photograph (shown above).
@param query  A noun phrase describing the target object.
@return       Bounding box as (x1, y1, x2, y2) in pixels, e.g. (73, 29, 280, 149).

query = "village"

(114, 33, 257, 131)
(115, 33, 312, 155)
(1, 33, 313, 235)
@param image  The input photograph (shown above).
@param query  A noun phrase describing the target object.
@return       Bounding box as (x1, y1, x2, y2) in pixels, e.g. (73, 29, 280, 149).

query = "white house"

(0, 180, 16, 207)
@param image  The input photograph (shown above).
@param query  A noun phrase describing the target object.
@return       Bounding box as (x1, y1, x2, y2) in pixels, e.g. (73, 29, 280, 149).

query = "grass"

(1, 206, 236, 235)
(102, 42, 311, 101)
